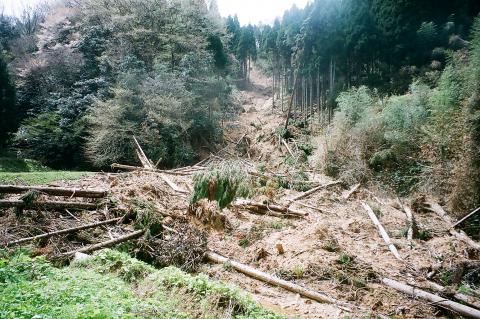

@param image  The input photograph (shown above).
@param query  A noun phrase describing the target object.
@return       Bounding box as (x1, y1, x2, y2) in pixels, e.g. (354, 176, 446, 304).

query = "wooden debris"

(287, 181, 341, 204)
(0, 200, 98, 211)
(7, 217, 122, 247)
(59, 229, 146, 257)
(0, 185, 107, 198)
(282, 139, 294, 157)
(426, 201, 480, 251)
(403, 205, 417, 244)
(343, 183, 360, 200)
(453, 206, 480, 228)
(362, 202, 402, 260)
(382, 278, 480, 319)
(111, 164, 193, 176)
(206, 251, 344, 306)
(133, 135, 154, 169)
(421, 280, 480, 310)
(233, 199, 307, 218)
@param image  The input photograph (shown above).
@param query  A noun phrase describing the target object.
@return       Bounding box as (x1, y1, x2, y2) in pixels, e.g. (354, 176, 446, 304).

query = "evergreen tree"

(0, 47, 16, 148)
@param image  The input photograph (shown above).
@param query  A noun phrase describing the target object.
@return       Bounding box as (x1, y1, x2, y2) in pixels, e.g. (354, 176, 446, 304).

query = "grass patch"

(0, 171, 91, 185)
(0, 249, 284, 319)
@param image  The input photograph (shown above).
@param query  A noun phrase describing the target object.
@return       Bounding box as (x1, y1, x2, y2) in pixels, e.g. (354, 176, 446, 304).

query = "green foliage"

(14, 112, 88, 169)
(0, 47, 16, 148)
(0, 171, 90, 185)
(0, 250, 284, 319)
(337, 253, 355, 266)
(191, 163, 251, 209)
(0, 157, 49, 172)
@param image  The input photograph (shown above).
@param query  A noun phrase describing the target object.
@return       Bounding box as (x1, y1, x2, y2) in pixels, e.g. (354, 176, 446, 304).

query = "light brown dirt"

(1, 65, 479, 318)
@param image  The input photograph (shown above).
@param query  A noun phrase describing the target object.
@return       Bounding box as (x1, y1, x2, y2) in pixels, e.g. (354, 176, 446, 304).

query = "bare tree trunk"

(383, 278, 480, 319)
(8, 217, 122, 247)
(59, 230, 146, 257)
(0, 185, 107, 198)
(0, 200, 98, 211)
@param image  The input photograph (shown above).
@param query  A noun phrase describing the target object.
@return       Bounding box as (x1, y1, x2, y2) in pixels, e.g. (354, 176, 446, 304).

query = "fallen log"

(206, 251, 341, 306)
(111, 164, 193, 176)
(133, 135, 154, 169)
(233, 199, 307, 217)
(343, 183, 360, 200)
(7, 217, 122, 247)
(426, 201, 480, 251)
(159, 173, 189, 194)
(383, 278, 480, 319)
(282, 139, 294, 157)
(453, 206, 480, 229)
(0, 185, 107, 198)
(287, 181, 341, 204)
(0, 200, 98, 211)
(362, 202, 402, 260)
(59, 229, 146, 257)
(421, 280, 480, 310)
(403, 205, 417, 243)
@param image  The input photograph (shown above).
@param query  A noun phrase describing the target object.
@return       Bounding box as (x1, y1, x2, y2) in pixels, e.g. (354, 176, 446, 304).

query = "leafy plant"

(191, 162, 251, 209)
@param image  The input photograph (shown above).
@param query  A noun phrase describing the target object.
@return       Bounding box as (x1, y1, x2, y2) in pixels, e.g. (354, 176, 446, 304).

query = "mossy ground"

(0, 249, 283, 319)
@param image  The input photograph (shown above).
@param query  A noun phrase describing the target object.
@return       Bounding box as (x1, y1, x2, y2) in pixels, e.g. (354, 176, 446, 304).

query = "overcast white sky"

(1, 0, 310, 25)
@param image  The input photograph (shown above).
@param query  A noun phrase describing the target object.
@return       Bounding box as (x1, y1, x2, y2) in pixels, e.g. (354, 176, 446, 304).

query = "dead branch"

(403, 205, 417, 244)
(453, 206, 480, 229)
(287, 181, 341, 204)
(0, 200, 98, 211)
(343, 183, 360, 200)
(7, 217, 122, 247)
(233, 199, 307, 218)
(282, 139, 294, 157)
(0, 185, 107, 198)
(426, 201, 480, 251)
(133, 135, 154, 169)
(206, 251, 343, 306)
(383, 278, 480, 319)
(362, 202, 402, 260)
(59, 229, 146, 257)
(159, 173, 189, 194)
(111, 164, 193, 176)
(420, 280, 480, 310)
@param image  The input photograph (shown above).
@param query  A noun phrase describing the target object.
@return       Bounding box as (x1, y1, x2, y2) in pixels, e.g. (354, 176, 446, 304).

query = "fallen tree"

(426, 201, 480, 251)
(287, 181, 341, 204)
(59, 229, 146, 257)
(233, 199, 307, 218)
(362, 202, 402, 260)
(7, 217, 122, 247)
(0, 200, 98, 211)
(207, 251, 341, 305)
(111, 163, 194, 176)
(383, 278, 480, 319)
(0, 185, 107, 198)
(419, 280, 480, 310)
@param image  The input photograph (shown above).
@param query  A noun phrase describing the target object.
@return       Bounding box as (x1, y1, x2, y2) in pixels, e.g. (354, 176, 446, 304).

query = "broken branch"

(426, 201, 480, 251)
(59, 229, 145, 257)
(7, 217, 122, 247)
(382, 278, 480, 319)
(287, 181, 341, 204)
(362, 202, 402, 260)
(0, 185, 107, 198)
(0, 200, 98, 211)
